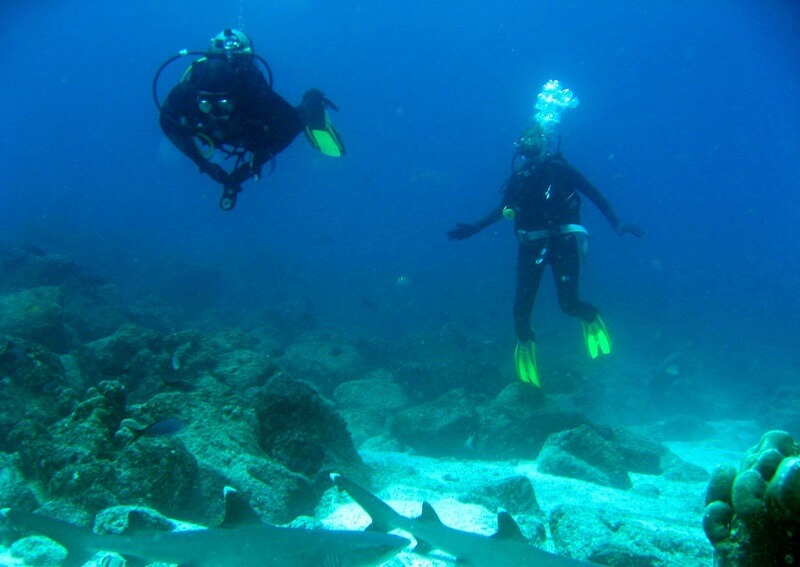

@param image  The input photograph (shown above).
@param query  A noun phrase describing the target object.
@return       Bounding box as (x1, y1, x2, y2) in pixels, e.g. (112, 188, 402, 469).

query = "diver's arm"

(229, 88, 304, 185)
(159, 86, 228, 184)
(564, 163, 621, 230)
(566, 163, 644, 237)
(448, 203, 505, 240)
(159, 85, 207, 169)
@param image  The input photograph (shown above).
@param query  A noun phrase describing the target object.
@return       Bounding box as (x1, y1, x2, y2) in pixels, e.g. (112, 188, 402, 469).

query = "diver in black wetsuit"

(157, 29, 344, 211)
(448, 123, 643, 385)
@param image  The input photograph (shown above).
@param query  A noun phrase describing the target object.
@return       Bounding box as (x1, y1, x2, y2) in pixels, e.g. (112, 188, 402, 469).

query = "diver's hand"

(615, 223, 645, 238)
(448, 223, 479, 240)
(201, 162, 230, 185)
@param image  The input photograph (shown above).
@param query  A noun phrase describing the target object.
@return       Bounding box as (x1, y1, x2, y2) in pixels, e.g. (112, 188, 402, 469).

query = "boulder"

(537, 425, 632, 489)
(391, 388, 482, 457)
(471, 382, 588, 459)
(0, 286, 73, 352)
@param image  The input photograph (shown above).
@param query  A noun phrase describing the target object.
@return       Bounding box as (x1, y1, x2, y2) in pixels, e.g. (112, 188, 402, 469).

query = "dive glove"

(448, 223, 480, 241)
(614, 223, 645, 238)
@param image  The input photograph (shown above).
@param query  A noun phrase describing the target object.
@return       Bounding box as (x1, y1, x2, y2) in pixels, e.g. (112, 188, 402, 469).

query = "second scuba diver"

(156, 29, 345, 210)
(448, 81, 643, 387)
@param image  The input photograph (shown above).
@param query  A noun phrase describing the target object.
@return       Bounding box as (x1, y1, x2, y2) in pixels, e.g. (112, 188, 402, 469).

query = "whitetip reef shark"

(331, 473, 595, 566)
(2, 486, 409, 567)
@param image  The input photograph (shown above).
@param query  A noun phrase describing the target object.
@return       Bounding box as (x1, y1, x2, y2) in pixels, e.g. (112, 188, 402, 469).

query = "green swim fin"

(582, 315, 612, 359)
(514, 340, 540, 387)
(305, 110, 346, 157)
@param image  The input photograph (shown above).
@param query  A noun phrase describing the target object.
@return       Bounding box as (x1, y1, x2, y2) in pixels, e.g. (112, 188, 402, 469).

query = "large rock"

(471, 382, 588, 459)
(391, 388, 482, 457)
(0, 452, 38, 510)
(252, 374, 365, 481)
(0, 247, 81, 292)
(282, 333, 366, 394)
(0, 337, 71, 451)
(462, 475, 541, 516)
(76, 324, 164, 396)
(61, 284, 128, 343)
(136, 375, 320, 524)
(537, 425, 632, 489)
(550, 505, 712, 565)
(0, 286, 73, 352)
(334, 372, 410, 445)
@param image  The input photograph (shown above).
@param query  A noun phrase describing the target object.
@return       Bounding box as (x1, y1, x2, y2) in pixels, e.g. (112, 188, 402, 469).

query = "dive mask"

(197, 93, 235, 118)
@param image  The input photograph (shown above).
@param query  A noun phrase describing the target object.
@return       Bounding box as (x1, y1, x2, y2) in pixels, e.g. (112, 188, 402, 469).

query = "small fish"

(360, 297, 380, 313)
(395, 275, 412, 288)
(243, 387, 261, 398)
(162, 376, 196, 392)
(171, 342, 193, 371)
(664, 364, 680, 376)
(1, 341, 29, 363)
(121, 418, 186, 439)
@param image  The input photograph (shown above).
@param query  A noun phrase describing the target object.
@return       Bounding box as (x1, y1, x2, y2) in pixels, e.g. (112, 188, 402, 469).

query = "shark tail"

(3, 509, 97, 566)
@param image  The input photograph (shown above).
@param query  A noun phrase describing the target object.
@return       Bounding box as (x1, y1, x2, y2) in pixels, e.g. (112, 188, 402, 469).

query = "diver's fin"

(582, 315, 611, 359)
(305, 111, 346, 157)
(514, 340, 540, 387)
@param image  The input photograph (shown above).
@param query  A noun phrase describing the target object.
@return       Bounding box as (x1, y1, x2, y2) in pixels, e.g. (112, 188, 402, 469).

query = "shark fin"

(418, 502, 442, 524)
(219, 486, 261, 527)
(412, 538, 434, 555)
(330, 473, 399, 533)
(493, 511, 528, 542)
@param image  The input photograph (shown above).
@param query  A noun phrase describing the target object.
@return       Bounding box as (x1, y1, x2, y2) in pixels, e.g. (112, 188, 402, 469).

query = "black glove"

(201, 162, 229, 185)
(448, 223, 480, 241)
(615, 223, 645, 238)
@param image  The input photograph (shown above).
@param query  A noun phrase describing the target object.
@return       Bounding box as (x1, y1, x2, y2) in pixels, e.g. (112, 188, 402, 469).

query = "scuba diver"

(155, 29, 345, 210)
(448, 81, 643, 387)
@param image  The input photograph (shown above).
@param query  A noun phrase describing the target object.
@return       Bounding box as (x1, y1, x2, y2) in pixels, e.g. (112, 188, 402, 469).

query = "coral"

(10, 535, 68, 566)
(703, 429, 800, 565)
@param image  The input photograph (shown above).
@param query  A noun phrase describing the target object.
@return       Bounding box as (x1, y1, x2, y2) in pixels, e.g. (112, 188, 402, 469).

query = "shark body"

(331, 473, 594, 567)
(3, 487, 408, 567)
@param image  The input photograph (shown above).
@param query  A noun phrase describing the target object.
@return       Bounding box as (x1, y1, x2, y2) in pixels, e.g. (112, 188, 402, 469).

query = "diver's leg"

(513, 244, 546, 341)
(551, 235, 598, 322)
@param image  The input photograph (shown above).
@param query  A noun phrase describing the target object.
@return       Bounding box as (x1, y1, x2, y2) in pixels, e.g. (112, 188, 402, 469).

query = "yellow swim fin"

(582, 315, 612, 359)
(514, 340, 540, 387)
(305, 110, 346, 157)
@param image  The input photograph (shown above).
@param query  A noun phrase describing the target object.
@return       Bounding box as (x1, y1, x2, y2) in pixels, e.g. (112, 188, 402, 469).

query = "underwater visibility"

(1, 1, 799, 566)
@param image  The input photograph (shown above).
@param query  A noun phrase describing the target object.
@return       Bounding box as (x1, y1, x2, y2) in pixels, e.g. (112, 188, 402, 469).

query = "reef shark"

(331, 473, 595, 566)
(2, 486, 409, 567)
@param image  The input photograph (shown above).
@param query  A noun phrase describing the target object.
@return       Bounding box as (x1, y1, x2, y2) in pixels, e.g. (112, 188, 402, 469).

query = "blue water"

(1, 1, 798, 384)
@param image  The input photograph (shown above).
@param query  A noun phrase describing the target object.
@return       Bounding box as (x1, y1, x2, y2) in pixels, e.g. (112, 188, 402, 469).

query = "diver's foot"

(219, 185, 240, 211)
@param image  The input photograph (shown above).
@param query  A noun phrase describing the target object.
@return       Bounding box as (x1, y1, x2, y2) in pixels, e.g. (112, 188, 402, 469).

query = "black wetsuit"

(159, 57, 304, 185)
(459, 153, 621, 343)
